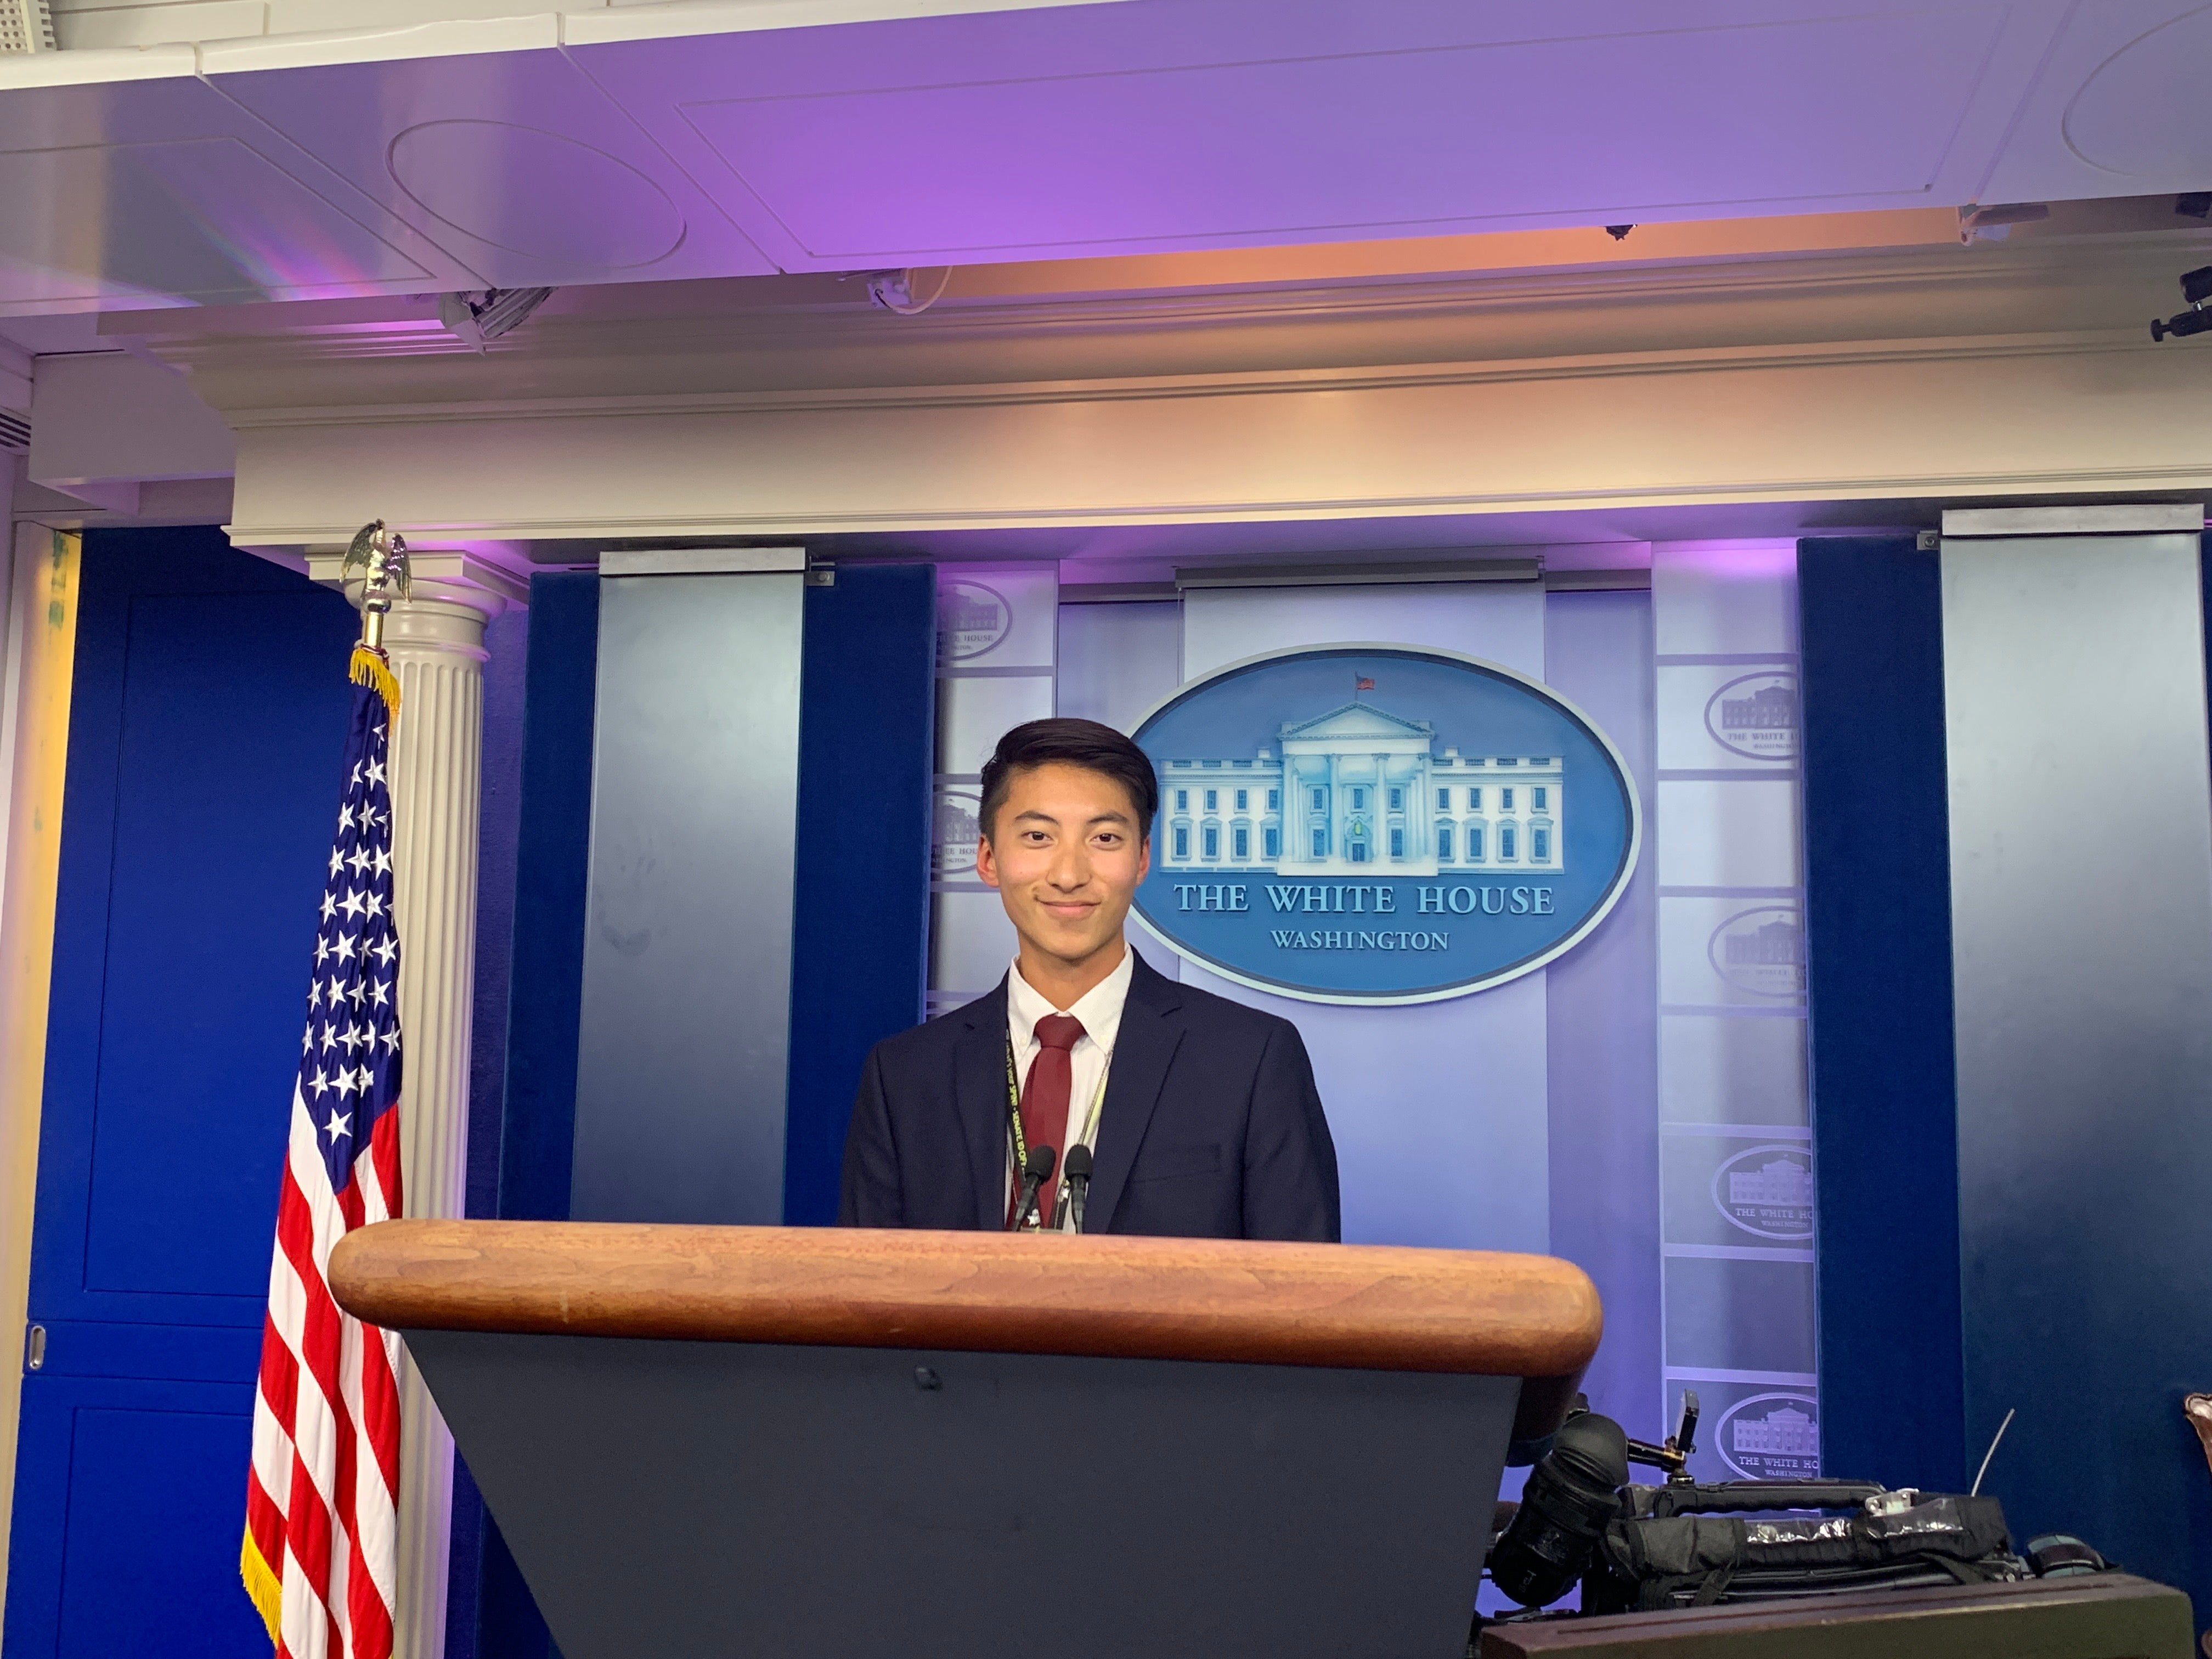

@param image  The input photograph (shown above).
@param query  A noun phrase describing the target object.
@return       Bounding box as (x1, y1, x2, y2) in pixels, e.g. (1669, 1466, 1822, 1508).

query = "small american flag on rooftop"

(242, 645, 405, 1659)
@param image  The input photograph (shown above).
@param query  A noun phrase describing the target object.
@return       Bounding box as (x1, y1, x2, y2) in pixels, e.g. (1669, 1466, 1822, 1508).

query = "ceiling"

(0, 0, 2206, 313)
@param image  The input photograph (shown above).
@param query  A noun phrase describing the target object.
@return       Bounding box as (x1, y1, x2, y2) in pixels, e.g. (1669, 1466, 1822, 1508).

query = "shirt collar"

(1007, 944, 1135, 1057)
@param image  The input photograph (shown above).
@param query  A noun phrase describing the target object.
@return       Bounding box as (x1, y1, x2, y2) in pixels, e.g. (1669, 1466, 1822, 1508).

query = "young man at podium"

(839, 718, 1341, 1240)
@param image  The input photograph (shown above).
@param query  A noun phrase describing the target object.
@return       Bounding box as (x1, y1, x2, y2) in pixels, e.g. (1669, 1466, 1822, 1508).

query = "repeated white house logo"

(935, 580, 1013, 661)
(933, 786, 983, 878)
(1712, 1143, 1814, 1240)
(1708, 905, 1805, 1000)
(1716, 1393, 1821, 1481)
(1128, 645, 1640, 1005)
(1703, 671, 1798, 762)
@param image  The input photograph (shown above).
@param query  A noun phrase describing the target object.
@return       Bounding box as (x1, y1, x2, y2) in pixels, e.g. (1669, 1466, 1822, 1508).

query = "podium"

(331, 1221, 1602, 1659)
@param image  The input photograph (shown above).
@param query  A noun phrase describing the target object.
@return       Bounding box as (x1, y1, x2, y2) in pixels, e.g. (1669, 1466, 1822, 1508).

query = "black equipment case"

(1583, 1481, 2025, 1613)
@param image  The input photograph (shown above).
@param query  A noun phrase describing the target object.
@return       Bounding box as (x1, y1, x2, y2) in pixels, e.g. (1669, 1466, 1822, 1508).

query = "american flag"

(242, 647, 405, 1659)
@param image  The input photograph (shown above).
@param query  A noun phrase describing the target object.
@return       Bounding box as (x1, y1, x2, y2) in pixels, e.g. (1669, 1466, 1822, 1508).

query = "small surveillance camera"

(2150, 265, 2212, 342)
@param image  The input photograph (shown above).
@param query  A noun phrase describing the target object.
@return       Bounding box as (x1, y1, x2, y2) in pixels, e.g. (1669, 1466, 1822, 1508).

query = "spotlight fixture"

(2151, 266, 2212, 343)
(438, 286, 555, 351)
(1604, 224, 1634, 241)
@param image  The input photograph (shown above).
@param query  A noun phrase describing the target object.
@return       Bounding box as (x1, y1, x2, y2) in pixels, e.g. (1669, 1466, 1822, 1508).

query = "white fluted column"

(314, 549, 517, 1659)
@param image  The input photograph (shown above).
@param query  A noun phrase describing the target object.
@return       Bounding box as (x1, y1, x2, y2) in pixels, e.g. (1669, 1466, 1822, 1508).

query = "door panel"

(7, 529, 357, 1657)
(8, 1377, 269, 1657)
(40, 581, 356, 1319)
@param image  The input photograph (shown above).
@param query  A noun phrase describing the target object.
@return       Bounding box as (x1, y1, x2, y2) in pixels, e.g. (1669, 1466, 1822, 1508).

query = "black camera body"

(2151, 264, 2212, 341)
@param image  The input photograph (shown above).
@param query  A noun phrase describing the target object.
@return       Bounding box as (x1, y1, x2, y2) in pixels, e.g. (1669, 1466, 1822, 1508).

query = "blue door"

(6, 529, 357, 1656)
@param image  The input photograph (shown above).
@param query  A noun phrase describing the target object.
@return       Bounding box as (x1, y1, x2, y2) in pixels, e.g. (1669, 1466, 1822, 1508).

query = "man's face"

(977, 762, 1150, 967)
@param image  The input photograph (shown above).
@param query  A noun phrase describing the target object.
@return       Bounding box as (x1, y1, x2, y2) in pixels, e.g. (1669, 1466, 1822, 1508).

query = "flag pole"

(244, 516, 411, 1657)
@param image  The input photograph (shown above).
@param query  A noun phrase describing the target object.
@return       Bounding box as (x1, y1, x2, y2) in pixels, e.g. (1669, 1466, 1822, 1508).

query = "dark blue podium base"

(407, 1330, 1519, 1659)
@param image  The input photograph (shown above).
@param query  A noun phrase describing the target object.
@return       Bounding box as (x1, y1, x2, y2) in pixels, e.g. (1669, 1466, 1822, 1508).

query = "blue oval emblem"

(1129, 645, 1640, 1005)
(1713, 1392, 1821, 1481)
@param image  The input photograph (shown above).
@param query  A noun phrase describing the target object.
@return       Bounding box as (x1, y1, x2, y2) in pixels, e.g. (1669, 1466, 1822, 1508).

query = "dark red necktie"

(1011, 1013, 1085, 1227)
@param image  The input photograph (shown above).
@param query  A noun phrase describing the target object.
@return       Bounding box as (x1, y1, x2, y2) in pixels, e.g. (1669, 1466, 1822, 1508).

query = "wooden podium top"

(332, 1220, 1602, 1437)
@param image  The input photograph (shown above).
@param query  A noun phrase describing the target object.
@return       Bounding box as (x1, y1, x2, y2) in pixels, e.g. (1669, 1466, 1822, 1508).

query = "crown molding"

(223, 462, 2212, 551)
(145, 235, 2212, 358)
(196, 229, 2211, 558)
(212, 327, 2159, 431)
(139, 232, 2210, 428)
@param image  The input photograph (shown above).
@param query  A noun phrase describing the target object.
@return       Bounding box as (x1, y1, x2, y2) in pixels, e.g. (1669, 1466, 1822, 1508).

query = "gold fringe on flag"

(349, 643, 400, 729)
(240, 1528, 283, 1643)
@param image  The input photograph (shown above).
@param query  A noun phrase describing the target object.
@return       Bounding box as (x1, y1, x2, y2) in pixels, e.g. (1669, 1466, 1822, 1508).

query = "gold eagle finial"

(341, 520, 411, 652)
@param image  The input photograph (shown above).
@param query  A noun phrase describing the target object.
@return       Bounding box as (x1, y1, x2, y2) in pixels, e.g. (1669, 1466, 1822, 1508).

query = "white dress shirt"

(1004, 946, 1133, 1230)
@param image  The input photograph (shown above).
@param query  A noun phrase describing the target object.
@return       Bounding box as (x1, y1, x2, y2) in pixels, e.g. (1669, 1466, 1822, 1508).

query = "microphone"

(1009, 1144, 1057, 1231)
(1059, 1143, 1094, 1233)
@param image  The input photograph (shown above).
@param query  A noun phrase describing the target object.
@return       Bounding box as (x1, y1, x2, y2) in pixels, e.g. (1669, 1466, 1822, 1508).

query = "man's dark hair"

(978, 718, 1159, 842)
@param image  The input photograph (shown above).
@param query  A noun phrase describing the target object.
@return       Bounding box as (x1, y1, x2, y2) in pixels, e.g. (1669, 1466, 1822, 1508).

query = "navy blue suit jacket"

(837, 950, 1340, 1240)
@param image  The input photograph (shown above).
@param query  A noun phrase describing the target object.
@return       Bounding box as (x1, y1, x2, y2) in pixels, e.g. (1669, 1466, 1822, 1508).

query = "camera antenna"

(1970, 1407, 2017, 1496)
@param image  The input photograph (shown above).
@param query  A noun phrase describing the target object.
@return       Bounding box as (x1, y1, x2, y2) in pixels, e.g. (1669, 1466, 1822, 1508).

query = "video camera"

(1484, 1392, 2110, 1622)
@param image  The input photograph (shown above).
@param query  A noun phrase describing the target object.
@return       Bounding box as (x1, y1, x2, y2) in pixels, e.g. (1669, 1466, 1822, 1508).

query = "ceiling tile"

(572, 0, 2075, 269)
(0, 72, 482, 310)
(0, 137, 431, 306)
(1979, 1, 2212, 204)
(208, 46, 779, 287)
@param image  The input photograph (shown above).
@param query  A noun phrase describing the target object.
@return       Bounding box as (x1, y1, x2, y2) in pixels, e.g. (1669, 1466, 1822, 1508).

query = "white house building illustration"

(1156, 701, 1564, 877)
(1731, 1404, 1819, 1460)
(1728, 1159, 1813, 1210)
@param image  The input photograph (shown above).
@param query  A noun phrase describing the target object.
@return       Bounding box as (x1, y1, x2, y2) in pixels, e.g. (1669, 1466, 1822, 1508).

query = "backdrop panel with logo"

(929, 562, 1816, 1458)
(1172, 584, 1563, 1262)
(1650, 544, 1818, 1481)
(930, 565, 1059, 1018)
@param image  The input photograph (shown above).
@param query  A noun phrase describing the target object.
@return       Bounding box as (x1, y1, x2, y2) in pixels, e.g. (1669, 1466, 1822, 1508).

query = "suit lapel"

(955, 980, 1012, 1231)
(1086, 950, 1183, 1234)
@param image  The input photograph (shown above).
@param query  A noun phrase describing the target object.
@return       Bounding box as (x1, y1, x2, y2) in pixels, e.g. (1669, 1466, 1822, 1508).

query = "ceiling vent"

(0, 0, 55, 53)
(0, 410, 31, 451)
